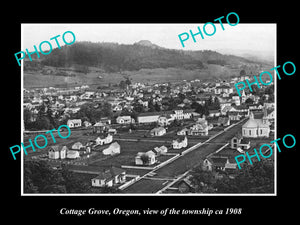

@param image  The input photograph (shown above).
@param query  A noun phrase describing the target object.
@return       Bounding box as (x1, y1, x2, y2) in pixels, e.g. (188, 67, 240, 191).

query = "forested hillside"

(39, 41, 205, 72)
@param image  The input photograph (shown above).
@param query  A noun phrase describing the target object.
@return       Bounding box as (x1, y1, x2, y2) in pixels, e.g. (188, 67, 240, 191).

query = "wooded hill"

(28, 40, 256, 73)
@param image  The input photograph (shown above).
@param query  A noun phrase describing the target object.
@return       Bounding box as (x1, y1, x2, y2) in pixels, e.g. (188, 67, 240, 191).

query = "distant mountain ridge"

(29, 40, 258, 73)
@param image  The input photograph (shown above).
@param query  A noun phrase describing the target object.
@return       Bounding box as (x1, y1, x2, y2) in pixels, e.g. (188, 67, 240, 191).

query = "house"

(208, 109, 220, 118)
(93, 122, 109, 134)
(153, 145, 168, 156)
(116, 116, 134, 124)
(108, 128, 117, 135)
(102, 142, 121, 156)
(232, 95, 241, 106)
(231, 133, 251, 150)
(178, 175, 197, 193)
(221, 105, 234, 115)
(137, 112, 161, 124)
(83, 121, 92, 127)
(158, 114, 174, 126)
(71, 142, 84, 150)
(99, 117, 111, 125)
(202, 157, 237, 171)
(150, 127, 166, 136)
(91, 167, 126, 187)
(177, 128, 189, 136)
(215, 85, 233, 95)
(263, 107, 275, 121)
(172, 136, 188, 149)
(95, 134, 113, 145)
(67, 119, 82, 128)
(189, 120, 208, 136)
(135, 151, 156, 165)
(171, 109, 194, 120)
(242, 112, 270, 138)
(113, 104, 123, 112)
(228, 111, 242, 121)
(66, 150, 80, 159)
(48, 145, 67, 159)
(217, 117, 230, 127)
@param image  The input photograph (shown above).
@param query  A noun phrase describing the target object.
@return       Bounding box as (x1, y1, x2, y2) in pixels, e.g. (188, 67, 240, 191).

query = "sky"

(22, 23, 276, 59)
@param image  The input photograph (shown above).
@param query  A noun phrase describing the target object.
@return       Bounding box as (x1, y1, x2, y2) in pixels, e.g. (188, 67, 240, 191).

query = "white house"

(116, 116, 134, 124)
(215, 85, 233, 95)
(48, 146, 67, 159)
(95, 134, 113, 145)
(137, 112, 160, 124)
(72, 142, 84, 150)
(135, 151, 156, 165)
(150, 127, 166, 136)
(66, 150, 80, 159)
(172, 136, 188, 149)
(232, 95, 241, 106)
(102, 142, 121, 156)
(202, 157, 237, 171)
(231, 134, 251, 151)
(170, 109, 194, 120)
(91, 167, 126, 187)
(67, 119, 82, 128)
(158, 115, 174, 126)
(83, 121, 92, 127)
(189, 119, 209, 136)
(153, 145, 168, 155)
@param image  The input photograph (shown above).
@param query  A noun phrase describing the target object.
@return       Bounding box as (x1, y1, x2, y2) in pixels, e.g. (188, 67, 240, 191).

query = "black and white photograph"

(21, 23, 276, 195)
(3, 4, 299, 222)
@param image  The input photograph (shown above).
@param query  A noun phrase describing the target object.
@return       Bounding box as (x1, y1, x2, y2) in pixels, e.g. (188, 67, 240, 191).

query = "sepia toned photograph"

(21, 23, 276, 195)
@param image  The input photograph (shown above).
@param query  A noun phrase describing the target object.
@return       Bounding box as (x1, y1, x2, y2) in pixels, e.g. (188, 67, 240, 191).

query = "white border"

(21, 23, 277, 196)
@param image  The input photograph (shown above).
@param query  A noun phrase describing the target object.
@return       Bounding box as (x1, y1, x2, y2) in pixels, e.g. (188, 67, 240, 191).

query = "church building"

(242, 112, 270, 138)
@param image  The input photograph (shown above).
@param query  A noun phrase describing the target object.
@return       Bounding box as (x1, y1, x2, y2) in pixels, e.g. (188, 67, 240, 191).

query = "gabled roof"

(242, 118, 269, 128)
(49, 145, 68, 152)
(94, 166, 125, 181)
(209, 157, 228, 167)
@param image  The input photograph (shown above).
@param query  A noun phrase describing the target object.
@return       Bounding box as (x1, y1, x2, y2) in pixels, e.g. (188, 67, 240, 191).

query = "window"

(249, 130, 251, 135)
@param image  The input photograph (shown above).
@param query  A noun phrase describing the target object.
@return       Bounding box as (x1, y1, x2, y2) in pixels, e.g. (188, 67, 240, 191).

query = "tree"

(213, 96, 220, 110)
(34, 116, 52, 130)
(206, 96, 213, 107)
(148, 100, 155, 112)
(119, 80, 126, 89)
(125, 77, 131, 86)
(140, 153, 150, 165)
(178, 93, 186, 102)
(191, 101, 200, 110)
(214, 161, 274, 193)
(189, 166, 216, 193)
(132, 102, 144, 113)
(154, 102, 161, 112)
(245, 98, 254, 105)
(240, 69, 246, 76)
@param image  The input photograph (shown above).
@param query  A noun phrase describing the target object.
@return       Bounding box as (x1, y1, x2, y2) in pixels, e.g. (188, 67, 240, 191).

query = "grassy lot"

(89, 140, 174, 167)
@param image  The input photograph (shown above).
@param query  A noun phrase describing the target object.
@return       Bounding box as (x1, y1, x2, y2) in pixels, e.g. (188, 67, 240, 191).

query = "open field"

(89, 140, 173, 167)
(24, 64, 243, 88)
